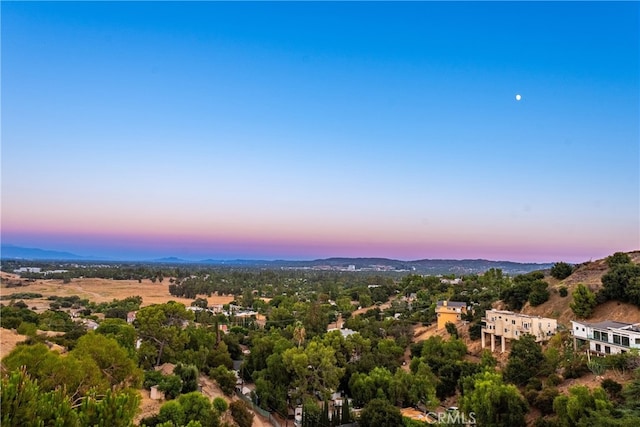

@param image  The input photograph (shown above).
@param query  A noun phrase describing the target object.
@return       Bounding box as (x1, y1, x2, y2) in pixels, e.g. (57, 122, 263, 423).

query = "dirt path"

(351, 296, 396, 316)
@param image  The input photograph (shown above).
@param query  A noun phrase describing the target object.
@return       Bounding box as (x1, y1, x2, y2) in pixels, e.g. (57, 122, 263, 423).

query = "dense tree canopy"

(461, 370, 528, 427)
(136, 302, 195, 367)
(504, 334, 545, 386)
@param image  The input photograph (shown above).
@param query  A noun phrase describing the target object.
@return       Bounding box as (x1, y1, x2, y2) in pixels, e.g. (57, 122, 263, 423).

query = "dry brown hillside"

(520, 251, 640, 328)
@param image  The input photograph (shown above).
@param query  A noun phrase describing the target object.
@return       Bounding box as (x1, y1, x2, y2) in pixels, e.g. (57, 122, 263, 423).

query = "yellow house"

(436, 300, 468, 330)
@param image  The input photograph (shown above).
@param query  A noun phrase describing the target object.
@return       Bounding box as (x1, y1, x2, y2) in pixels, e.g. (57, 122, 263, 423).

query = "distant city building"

(481, 309, 557, 353)
(13, 267, 41, 274)
(571, 320, 640, 355)
(435, 300, 469, 330)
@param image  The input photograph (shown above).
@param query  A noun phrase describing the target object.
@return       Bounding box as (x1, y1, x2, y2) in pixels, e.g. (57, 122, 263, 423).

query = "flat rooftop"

(485, 309, 554, 320)
(573, 320, 635, 330)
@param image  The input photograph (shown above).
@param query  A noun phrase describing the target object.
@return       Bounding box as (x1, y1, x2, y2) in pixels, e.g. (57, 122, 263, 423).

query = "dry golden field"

(0, 272, 235, 358)
(0, 272, 234, 311)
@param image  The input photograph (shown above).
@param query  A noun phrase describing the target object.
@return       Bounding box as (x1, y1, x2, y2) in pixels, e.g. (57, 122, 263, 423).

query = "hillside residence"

(571, 320, 640, 355)
(481, 309, 557, 353)
(435, 301, 469, 330)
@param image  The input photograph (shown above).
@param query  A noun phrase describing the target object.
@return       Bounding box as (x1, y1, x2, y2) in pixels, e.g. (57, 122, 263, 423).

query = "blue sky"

(1, 1, 638, 263)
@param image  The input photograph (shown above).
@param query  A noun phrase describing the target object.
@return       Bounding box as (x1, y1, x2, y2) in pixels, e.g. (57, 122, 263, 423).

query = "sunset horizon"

(2, 2, 638, 267)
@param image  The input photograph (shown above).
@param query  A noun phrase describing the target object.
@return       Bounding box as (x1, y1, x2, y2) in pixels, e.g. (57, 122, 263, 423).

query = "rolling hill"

(520, 251, 640, 328)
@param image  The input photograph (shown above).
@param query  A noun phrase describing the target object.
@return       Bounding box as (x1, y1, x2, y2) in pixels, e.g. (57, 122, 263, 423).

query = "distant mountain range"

(0, 244, 554, 275)
(0, 244, 93, 261)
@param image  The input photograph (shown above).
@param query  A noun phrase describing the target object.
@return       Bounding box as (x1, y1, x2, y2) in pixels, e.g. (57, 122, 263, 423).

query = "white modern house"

(571, 320, 640, 355)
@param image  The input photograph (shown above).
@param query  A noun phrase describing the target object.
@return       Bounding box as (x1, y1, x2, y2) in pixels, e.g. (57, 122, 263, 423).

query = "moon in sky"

(515, 94, 522, 101)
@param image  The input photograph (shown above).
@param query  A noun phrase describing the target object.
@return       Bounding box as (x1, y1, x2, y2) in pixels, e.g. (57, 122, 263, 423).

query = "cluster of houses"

(62, 291, 640, 427)
(435, 299, 640, 355)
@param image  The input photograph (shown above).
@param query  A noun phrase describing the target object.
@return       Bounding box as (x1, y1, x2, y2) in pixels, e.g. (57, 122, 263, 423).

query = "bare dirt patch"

(519, 252, 640, 328)
(0, 328, 27, 360)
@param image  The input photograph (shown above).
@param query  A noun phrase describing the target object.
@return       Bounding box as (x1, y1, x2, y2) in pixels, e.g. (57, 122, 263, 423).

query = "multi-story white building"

(481, 309, 557, 353)
(571, 320, 640, 355)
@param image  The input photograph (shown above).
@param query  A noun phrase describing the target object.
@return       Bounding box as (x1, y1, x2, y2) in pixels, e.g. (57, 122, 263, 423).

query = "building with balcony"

(435, 300, 469, 330)
(571, 320, 640, 355)
(481, 309, 557, 353)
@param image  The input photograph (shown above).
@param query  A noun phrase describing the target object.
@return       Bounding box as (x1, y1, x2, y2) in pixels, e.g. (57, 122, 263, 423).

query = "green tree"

(159, 374, 183, 400)
(341, 396, 352, 423)
(551, 262, 574, 280)
(1, 368, 139, 427)
(76, 388, 140, 427)
(461, 370, 528, 427)
(177, 392, 220, 427)
(95, 318, 138, 355)
(504, 334, 545, 386)
(529, 280, 550, 306)
(500, 281, 532, 311)
(570, 284, 597, 318)
(553, 385, 622, 427)
(157, 400, 186, 426)
(71, 332, 143, 389)
(191, 298, 209, 309)
(601, 264, 640, 306)
(2, 343, 108, 400)
(136, 302, 194, 367)
(1, 368, 78, 427)
(445, 321, 458, 338)
(209, 365, 237, 396)
(358, 398, 403, 427)
(174, 363, 199, 394)
(283, 340, 345, 401)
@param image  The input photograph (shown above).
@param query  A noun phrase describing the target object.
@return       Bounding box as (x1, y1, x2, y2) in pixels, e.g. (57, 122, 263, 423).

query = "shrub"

(175, 363, 199, 394)
(559, 286, 568, 297)
(209, 365, 236, 396)
(159, 375, 183, 400)
(526, 377, 543, 391)
(529, 280, 550, 306)
(16, 322, 38, 337)
(570, 284, 596, 318)
(551, 262, 574, 280)
(143, 370, 165, 389)
(606, 252, 632, 268)
(563, 356, 590, 379)
(13, 300, 29, 309)
(545, 373, 563, 387)
(229, 401, 253, 427)
(212, 397, 228, 413)
(601, 378, 622, 401)
(534, 387, 559, 416)
(524, 389, 539, 405)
